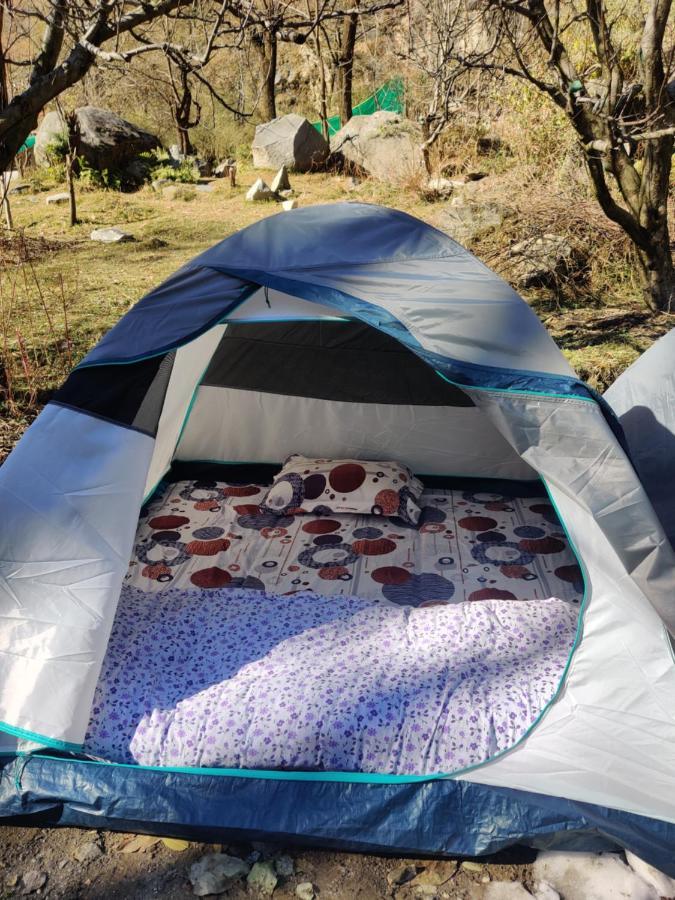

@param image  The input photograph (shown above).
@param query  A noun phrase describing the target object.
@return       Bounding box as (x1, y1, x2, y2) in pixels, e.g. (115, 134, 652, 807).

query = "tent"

(1, 202, 674, 872)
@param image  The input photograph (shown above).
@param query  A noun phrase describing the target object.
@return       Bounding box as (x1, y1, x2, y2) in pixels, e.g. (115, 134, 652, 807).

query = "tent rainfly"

(0, 203, 674, 873)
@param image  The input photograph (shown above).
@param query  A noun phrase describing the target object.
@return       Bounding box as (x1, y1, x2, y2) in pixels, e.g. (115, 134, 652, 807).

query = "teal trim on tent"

(312, 77, 404, 137)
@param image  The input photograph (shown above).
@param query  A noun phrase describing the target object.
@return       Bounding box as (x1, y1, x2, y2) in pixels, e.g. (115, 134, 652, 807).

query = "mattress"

(84, 585, 579, 774)
(126, 479, 584, 607)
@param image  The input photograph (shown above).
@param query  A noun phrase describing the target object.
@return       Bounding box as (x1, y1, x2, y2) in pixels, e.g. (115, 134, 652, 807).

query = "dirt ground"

(0, 824, 540, 899)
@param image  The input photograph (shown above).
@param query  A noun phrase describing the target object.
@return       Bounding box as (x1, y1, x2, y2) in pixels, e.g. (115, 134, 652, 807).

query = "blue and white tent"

(1, 203, 674, 872)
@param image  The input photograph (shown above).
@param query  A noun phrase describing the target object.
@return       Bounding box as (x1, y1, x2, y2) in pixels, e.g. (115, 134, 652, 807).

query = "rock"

(189, 853, 250, 896)
(74, 840, 103, 864)
(270, 165, 291, 193)
(119, 834, 160, 853)
(508, 233, 581, 287)
(195, 183, 214, 192)
(246, 178, 277, 202)
(90, 227, 134, 244)
(531, 882, 560, 900)
(6, 873, 19, 888)
(20, 870, 47, 894)
(625, 852, 675, 897)
(247, 861, 278, 896)
(296, 883, 315, 900)
(440, 198, 510, 246)
(278, 188, 294, 199)
(274, 855, 294, 878)
(482, 883, 534, 899)
(414, 886, 438, 897)
(252, 114, 329, 172)
(195, 158, 212, 177)
(281, 199, 298, 210)
(387, 864, 420, 886)
(35, 106, 159, 170)
(45, 192, 70, 205)
(413, 861, 458, 887)
(168, 144, 184, 162)
(9, 184, 30, 195)
(461, 861, 484, 873)
(423, 177, 456, 199)
(151, 178, 172, 192)
(345, 175, 362, 190)
(532, 851, 659, 900)
(161, 838, 190, 852)
(331, 110, 424, 182)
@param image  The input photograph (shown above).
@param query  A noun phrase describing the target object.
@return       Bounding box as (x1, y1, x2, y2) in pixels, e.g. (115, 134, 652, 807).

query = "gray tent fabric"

(604, 328, 675, 550)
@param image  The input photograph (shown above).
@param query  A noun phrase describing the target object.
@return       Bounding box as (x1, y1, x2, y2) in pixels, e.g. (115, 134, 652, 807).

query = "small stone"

(270, 165, 291, 193)
(413, 861, 458, 887)
(20, 870, 47, 894)
(481, 873, 491, 883)
(424, 177, 455, 199)
(6, 873, 18, 887)
(247, 860, 278, 896)
(58, 860, 68, 870)
(414, 886, 438, 898)
(246, 178, 276, 202)
(461, 861, 483, 872)
(274, 855, 294, 877)
(74, 841, 103, 864)
(295, 883, 315, 900)
(120, 834, 160, 853)
(278, 188, 294, 199)
(387, 864, 419, 886)
(90, 227, 134, 244)
(483, 883, 534, 899)
(189, 853, 250, 896)
(281, 199, 298, 210)
(45, 192, 70, 205)
(531, 881, 560, 900)
(161, 838, 190, 852)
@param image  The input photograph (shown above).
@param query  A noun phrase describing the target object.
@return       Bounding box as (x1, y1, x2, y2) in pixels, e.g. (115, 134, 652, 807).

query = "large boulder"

(252, 114, 329, 172)
(35, 106, 159, 170)
(331, 111, 424, 182)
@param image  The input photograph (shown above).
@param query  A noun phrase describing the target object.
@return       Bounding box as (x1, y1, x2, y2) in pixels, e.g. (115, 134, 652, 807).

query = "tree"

(0, 1, 197, 173)
(452, 0, 675, 311)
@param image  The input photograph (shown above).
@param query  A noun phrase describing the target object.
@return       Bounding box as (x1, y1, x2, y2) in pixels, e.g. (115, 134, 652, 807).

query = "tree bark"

(337, 10, 358, 125)
(254, 30, 278, 120)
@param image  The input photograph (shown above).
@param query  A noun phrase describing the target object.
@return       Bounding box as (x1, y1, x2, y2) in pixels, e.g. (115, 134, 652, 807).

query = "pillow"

(261, 455, 424, 526)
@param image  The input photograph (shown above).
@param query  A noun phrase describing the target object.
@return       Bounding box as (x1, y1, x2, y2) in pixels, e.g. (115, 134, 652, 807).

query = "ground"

(0, 823, 538, 899)
(1, 165, 674, 898)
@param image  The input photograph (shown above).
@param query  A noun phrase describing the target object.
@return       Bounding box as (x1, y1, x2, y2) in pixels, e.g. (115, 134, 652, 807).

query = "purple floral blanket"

(84, 586, 579, 775)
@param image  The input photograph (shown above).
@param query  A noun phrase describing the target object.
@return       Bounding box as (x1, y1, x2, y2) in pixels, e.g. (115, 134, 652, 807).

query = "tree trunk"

(635, 235, 675, 312)
(176, 116, 194, 156)
(337, 11, 358, 126)
(255, 30, 277, 121)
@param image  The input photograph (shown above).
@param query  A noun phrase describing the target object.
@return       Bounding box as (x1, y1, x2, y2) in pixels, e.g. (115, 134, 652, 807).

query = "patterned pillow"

(261, 455, 424, 526)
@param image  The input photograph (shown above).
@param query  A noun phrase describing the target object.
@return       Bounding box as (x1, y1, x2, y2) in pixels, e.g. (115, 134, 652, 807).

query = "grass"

(1, 156, 673, 459)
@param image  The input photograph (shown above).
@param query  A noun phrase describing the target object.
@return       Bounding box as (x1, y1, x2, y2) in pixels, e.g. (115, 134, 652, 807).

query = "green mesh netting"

(17, 135, 36, 155)
(312, 77, 404, 137)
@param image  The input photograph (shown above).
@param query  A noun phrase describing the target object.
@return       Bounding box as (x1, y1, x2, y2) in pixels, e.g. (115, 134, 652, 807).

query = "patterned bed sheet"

(85, 585, 579, 773)
(126, 479, 584, 607)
